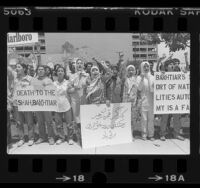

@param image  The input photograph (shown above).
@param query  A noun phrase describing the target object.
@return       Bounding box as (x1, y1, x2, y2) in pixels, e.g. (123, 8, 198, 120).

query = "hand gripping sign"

(154, 72, 190, 114)
(15, 85, 58, 112)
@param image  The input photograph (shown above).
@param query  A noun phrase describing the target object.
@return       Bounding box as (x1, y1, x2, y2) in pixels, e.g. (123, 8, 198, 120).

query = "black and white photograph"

(7, 33, 190, 155)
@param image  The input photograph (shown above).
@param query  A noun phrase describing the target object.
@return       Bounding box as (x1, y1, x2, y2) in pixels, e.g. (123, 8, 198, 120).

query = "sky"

(45, 33, 190, 67)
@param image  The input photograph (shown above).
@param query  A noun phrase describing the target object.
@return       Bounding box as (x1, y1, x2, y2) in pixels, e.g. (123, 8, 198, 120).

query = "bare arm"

(184, 52, 190, 71)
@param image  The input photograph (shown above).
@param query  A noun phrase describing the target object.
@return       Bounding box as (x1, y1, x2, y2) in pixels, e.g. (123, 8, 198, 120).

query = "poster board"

(154, 72, 190, 114)
(80, 103, 132, 149)
(15, 85, 58, 112)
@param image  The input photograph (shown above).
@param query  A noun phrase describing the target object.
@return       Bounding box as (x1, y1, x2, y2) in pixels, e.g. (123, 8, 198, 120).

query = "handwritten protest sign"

(80, 103, 132, 149)
(15, 85, 58, 111)
(154, 72, 190, 114)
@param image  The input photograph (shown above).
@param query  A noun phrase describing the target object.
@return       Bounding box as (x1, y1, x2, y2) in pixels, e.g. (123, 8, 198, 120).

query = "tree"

(62, 41, 76, 54)
(140, 33, 190, 52)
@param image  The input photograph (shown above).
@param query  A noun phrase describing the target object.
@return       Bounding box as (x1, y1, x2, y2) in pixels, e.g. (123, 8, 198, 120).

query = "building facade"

(132, 34, 158, 63)
(13, 33, 46, 57)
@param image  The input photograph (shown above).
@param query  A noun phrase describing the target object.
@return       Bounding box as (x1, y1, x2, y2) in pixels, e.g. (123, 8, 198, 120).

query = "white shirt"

(54, 79, 71, 112)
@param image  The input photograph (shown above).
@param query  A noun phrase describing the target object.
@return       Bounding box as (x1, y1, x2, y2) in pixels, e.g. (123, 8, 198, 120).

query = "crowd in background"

(7, 52, 190, 148)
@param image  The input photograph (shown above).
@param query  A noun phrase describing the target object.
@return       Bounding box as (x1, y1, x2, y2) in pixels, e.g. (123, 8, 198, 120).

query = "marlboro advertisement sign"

(7, 33, 39, 46)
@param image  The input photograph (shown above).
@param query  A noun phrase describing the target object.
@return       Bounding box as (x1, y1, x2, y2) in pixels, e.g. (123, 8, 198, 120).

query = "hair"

(111, 65, 119, 72)
(45, 66, 53, 80)
(56, 66, 69, 80)
(172, 58, 180, 64)
(164, 60, 174, 71)
(69, 61, 76, 74)
(105, 60, 111, 66)
(54, 64, 61, 71)
(16, 60, 28, 75)
(36, 65, 46, 76)
(85, 62, 93, 69)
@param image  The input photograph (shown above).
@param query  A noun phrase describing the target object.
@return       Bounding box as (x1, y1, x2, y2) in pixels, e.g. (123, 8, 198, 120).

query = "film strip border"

(0, 7, 200, 183)
(2, 7, 200, 31)
(1, 157, 191, 183)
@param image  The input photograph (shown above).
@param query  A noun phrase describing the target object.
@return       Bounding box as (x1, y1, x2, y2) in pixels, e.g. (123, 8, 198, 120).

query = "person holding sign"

(159, 59, 185, 141)
(53, 66, 74, 145)
(12, 61, 35, 147)
(122, 65, 140, 139)
(137, 61, 155, 141)
(31, 65, 56, 145)
(68, 58, 89, 145)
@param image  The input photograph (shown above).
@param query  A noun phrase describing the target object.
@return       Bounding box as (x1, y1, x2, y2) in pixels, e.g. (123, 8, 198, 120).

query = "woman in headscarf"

(122, 65, 140, 139)
(67, 58, 89, 145)
(137, 61, 155, 141)
(86, 65, 106, 104)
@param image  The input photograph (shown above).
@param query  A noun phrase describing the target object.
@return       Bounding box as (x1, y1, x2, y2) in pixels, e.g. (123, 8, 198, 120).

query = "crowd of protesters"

(7, 52, 190, 148)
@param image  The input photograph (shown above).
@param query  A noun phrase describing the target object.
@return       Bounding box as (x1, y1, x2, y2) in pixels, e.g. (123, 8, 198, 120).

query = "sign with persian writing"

(80, 103, 132, 149)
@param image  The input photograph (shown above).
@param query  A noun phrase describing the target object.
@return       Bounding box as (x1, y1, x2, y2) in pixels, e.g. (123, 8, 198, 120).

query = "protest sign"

(154, 72, 190, 114)
(7, 33, 39, 46)
(80, 103, 132, 149)
(15, 85, 58, 111)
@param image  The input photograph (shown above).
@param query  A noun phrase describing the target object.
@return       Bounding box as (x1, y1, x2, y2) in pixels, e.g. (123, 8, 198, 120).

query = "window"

(140, 54, 147, 58)
(140, 41, 147, 45)
(39, 39, 45, 44)
(148, 48, 156, 52)
(15, 47, 23, 50)
(132, 42, 139, 46)
(148, 54, 157, 59)
(133, 54, 140, 58)
(133, 48, 139, 52)
(140, 48, 147, 52)
(40, 46, 46, 50)
(24, 46, 33, 51)
(132, 35, 140, 39)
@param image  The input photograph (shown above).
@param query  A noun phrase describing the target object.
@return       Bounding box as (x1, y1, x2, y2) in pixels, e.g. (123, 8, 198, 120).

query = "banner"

(15, 85, 58, 111)
(154, 72, 190, 114)
(7, 33, 39, 46)
(80, 103, 132, 149)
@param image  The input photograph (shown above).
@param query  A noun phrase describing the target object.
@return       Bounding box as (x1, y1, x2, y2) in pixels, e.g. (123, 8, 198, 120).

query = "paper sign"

(80, 103, 132, 149)
(15, 85, 58, 111)
(154, 72, 190, 114)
